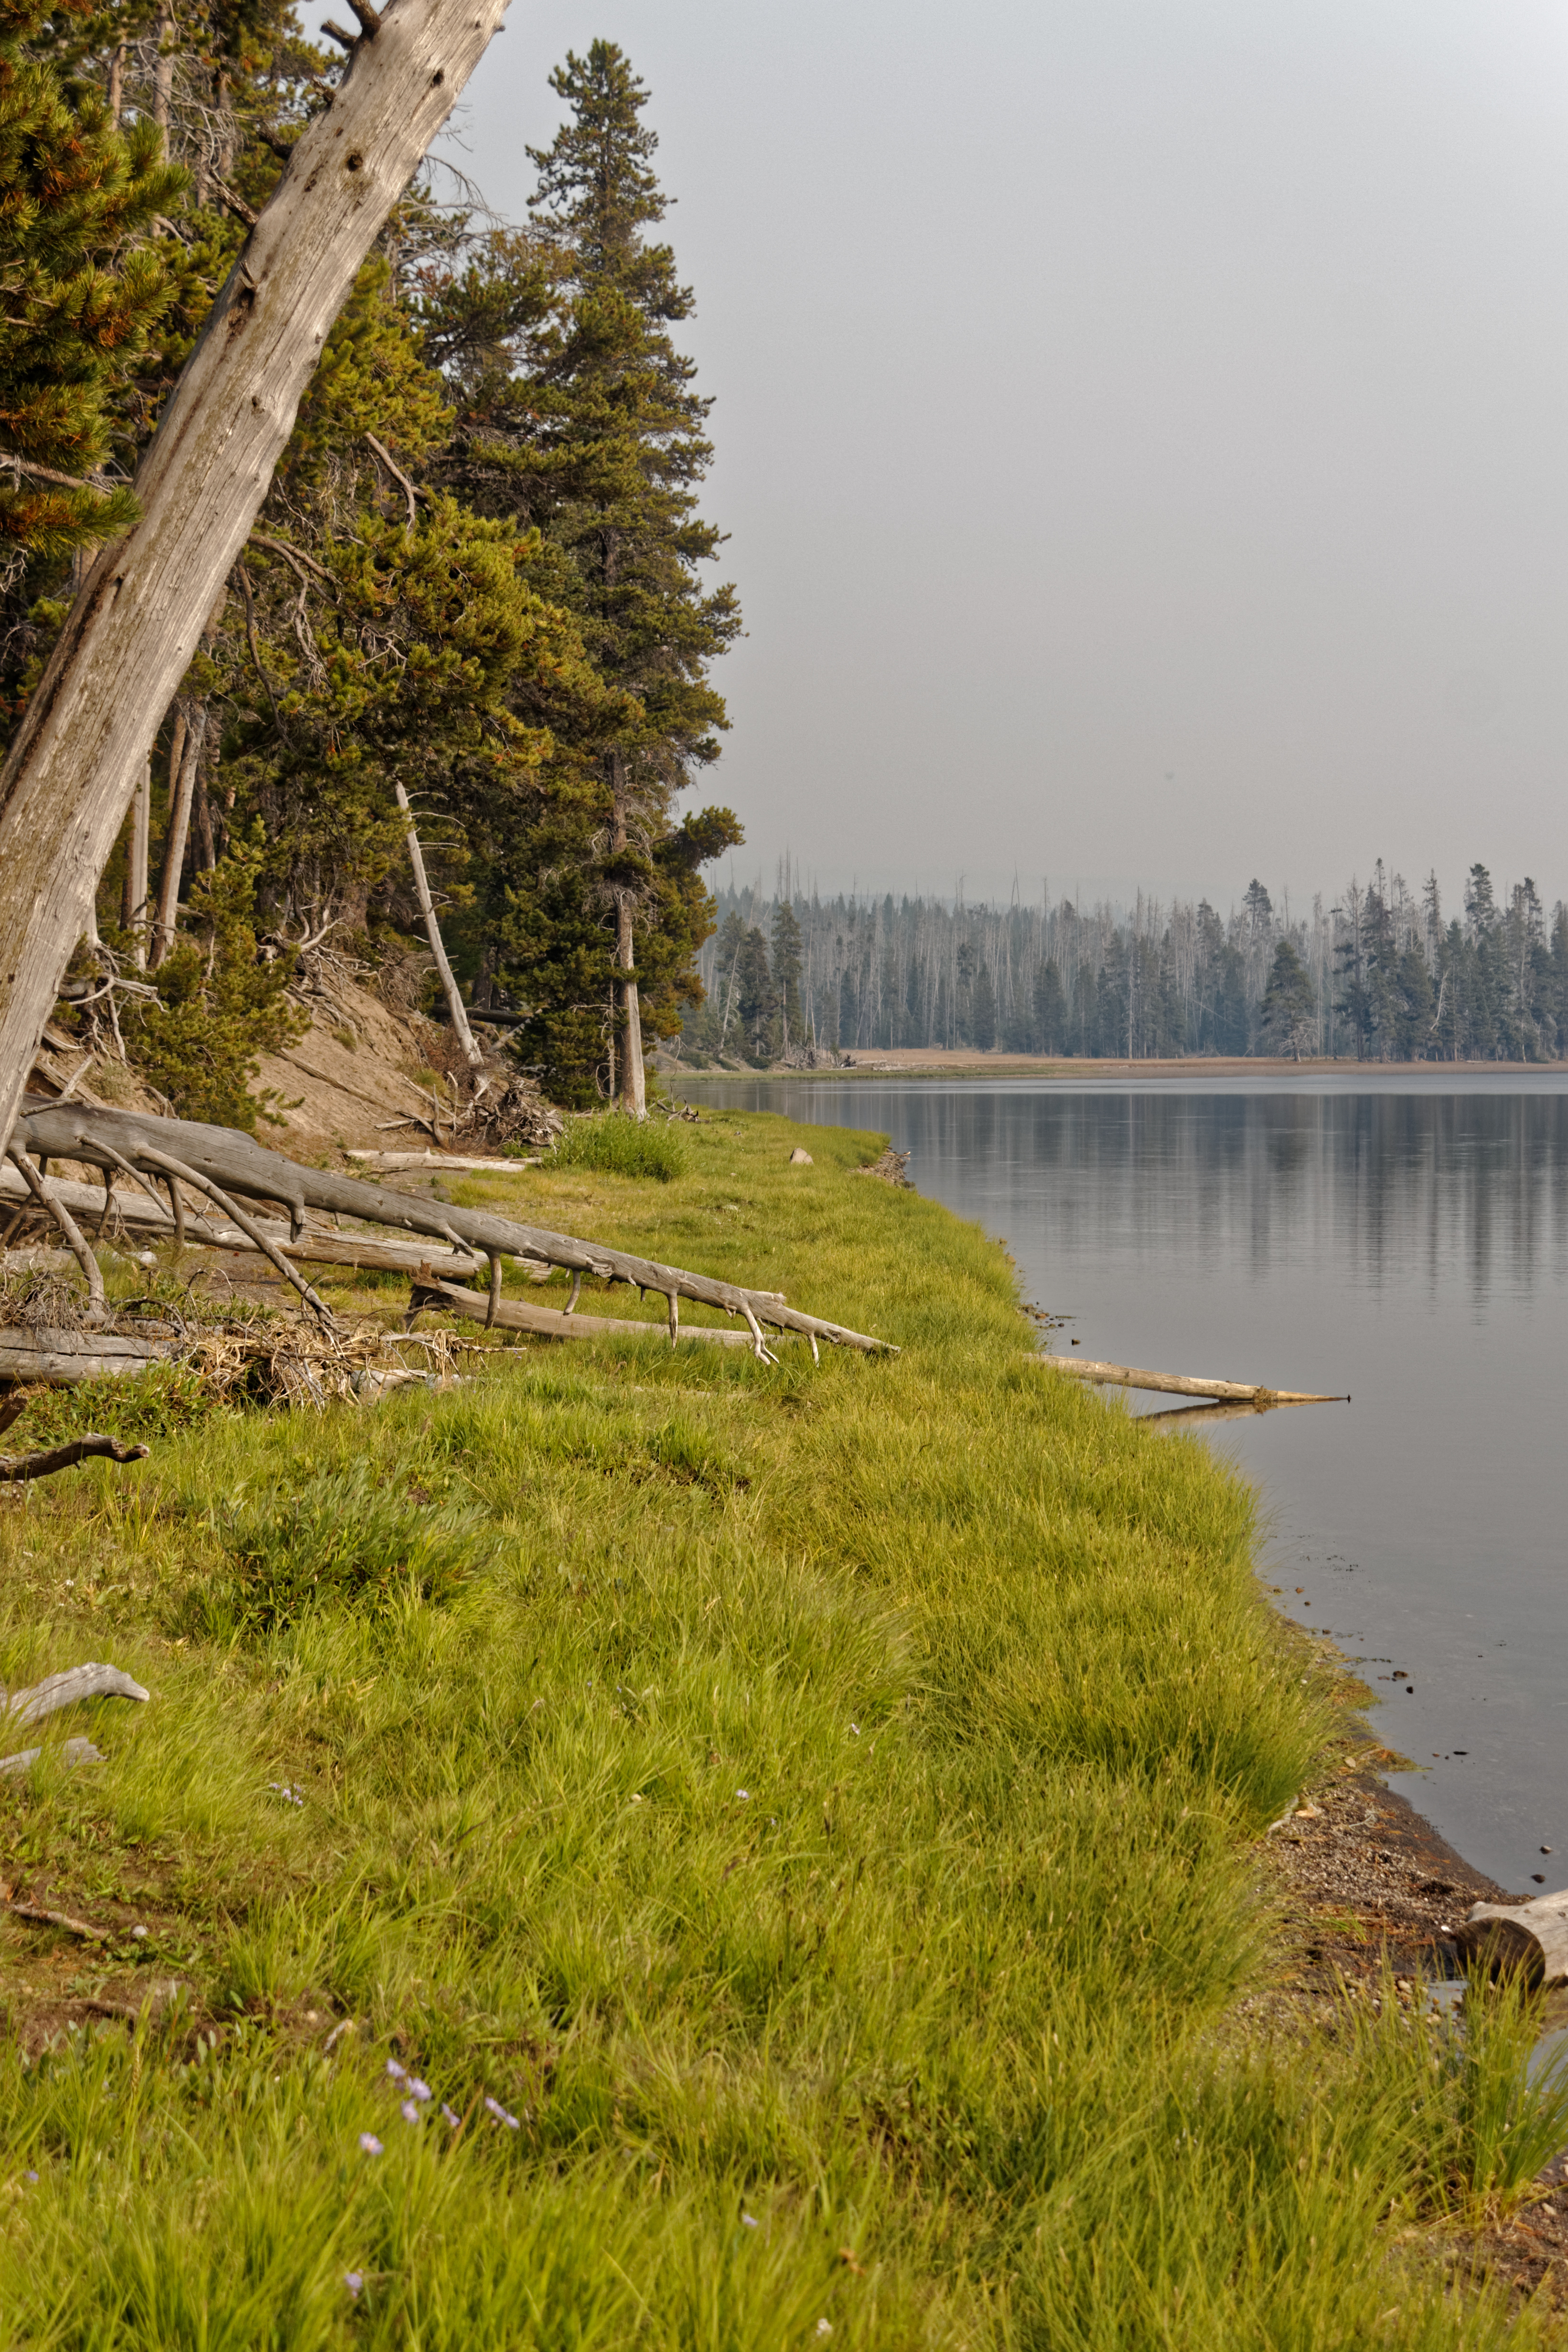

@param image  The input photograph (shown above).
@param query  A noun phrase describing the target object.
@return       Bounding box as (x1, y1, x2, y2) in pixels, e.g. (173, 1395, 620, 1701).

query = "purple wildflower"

(483, 2094, 521, 2130)
(344, 2272, 364, 2299)
(441, 2104, 461, 2127)
(24, 2171, 38, 2184)
(358, 2133, 383, 2156)
(741, 2212, 759, 2228)
(400, 2099, 422, 2126)
(406, 2077, 432, 2102)
(385, 2058, 408, 2084)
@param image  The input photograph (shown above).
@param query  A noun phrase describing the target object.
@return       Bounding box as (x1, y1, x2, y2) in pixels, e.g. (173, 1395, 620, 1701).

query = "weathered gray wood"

(0, 1333, 168, 1382)
(15, 1102, 897, 1354)
(345, 1150, 543, 1173)
(408, 1270, 756, 1348)
(1036, 1357, 1345, 1404)
(3, 1662, 150, 1725)
(1453, 1890, 1568, 1987)
(0, 0, 513, 1153)
(0, 1737, 105, 1780)
(0, 1433, 150, 1482)
(1, 1158, 482, 1275)
(394, 780, 482, 1068)
(136, 1141, 335, 1323)
(6, 1147, 106, 1316)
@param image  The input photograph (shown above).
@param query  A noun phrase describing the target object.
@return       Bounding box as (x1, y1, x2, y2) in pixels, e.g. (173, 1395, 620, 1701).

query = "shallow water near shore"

(679, 1070, 1568, 1893)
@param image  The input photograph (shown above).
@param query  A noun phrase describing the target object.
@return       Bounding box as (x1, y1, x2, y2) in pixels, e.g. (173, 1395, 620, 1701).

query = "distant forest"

(677, 864, 1568, 1063)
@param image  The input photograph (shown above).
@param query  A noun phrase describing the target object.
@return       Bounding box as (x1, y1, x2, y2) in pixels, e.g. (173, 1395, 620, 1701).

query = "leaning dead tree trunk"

(393, 780, 482, 1068)
(150, 700, 208, 967)
(0, 0, 512, 1154)
(14, 1099, 897, 1358)
(1036, 1358, 1346, 1406)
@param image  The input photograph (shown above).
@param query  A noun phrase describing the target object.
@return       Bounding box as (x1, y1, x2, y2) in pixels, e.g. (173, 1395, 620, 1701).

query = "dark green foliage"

(735, 925, 774, 1062)
(0, 1359, 216, 1450)
(116, 828, 304, 1127)
(770, 899, 804, 1052)
(550, 1111, 688, 1181)
(1260, 937, 1316, 1056)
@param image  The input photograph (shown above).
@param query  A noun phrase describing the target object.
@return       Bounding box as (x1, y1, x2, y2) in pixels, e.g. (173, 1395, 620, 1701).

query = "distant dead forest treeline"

(677, 864, 1568, 1064)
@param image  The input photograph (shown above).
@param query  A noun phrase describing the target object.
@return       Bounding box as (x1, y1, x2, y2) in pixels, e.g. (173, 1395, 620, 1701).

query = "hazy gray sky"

(414, 0, 1568, 910)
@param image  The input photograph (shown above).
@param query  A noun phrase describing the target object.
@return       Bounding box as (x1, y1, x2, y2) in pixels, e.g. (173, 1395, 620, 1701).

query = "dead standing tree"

(0, 0, 512, 1153)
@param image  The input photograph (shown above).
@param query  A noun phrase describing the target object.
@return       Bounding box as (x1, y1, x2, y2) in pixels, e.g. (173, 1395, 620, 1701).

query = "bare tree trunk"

(609, 753, 646, 1118)
(125, 758, 150, 967)
(107, 41, 125, 123)
(151, 701, 206, 966)
(393, 780, 482, 1069)
(0, 0, 511, 1153)
(151, 14, 172, 154)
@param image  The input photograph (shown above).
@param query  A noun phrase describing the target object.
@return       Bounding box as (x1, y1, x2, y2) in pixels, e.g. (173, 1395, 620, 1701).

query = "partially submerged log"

(14, 1101, 895, 1358)
(1452, 1891, 1568, 1987)
(1036, 1357, 1346, 1405)
(408, 1271, 755, 1349)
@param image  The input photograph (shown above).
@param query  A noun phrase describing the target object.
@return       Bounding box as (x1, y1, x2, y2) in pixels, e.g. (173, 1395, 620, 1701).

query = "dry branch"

(13, 1102, 896, 1358)
(1036, 1357, 1345, 1405)
(0, 1433, 149, 1482)
(0, 1736, 104, 1780)
(408, 1271, 755, 1349)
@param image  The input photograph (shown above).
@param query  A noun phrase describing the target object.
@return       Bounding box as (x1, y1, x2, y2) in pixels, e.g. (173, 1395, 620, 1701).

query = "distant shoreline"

(670, 1050, 1568, 1083)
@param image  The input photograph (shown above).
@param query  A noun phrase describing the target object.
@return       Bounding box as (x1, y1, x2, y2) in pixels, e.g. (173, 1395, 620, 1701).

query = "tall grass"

(0, 1110, 1554, 2346)
(551, 1111, 690, 1181)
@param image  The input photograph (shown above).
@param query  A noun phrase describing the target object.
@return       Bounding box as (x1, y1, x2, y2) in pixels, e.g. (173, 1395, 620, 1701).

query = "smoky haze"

(422, 0, 1568, 910)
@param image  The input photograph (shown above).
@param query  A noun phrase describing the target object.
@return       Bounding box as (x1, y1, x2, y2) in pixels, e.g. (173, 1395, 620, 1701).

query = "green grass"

(550, 1110, 691, 1182)
(0, 1110, 1558, 2346)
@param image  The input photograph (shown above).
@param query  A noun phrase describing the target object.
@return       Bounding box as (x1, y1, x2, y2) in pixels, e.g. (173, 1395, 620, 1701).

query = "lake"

(677, 1071, 1568, 1892)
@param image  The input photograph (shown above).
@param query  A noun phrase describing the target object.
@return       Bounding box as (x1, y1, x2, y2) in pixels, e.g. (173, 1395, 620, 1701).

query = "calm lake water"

(679, 1072, 1568, 1892)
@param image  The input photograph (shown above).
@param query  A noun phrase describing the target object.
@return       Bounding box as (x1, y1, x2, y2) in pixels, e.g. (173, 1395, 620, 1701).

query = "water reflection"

(681, 1074, 1568, 1890)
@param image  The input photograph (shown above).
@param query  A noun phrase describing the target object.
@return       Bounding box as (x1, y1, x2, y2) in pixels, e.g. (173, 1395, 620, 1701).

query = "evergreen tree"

(771, 899, 803, 1051)
(735, 925, 773, 1062)
(970, 960, 997, 1051)
(1033, 958, 1065, 1053)
(1260, 938, 1315, 1058)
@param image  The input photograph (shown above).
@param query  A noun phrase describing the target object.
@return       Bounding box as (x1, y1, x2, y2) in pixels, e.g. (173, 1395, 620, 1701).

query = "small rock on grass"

(788, 1148, 813, 1165)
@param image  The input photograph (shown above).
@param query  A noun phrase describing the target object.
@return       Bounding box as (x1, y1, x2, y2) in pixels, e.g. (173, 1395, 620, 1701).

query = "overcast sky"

(410, 0, 1568, 911)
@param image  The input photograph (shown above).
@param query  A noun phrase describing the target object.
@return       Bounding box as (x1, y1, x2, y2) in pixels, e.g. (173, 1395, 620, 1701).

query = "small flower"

(441, 2103, 461, 2127)
(849, 1724, 860, 1737)
(735, 1789, 750, 1800)
(741, 2212, 759, 2228)
(23, 2171, 37, 2184)
(358, 2133, 383, 2156)
(816, 2324, 833, 2338)
(400, 2099, 422, 2126)
(344, 2272, 364, 2299)
(406, 2078, 432, 2102)
(483, 2094, 521, 2130)
(385, 2058, 408, 2084)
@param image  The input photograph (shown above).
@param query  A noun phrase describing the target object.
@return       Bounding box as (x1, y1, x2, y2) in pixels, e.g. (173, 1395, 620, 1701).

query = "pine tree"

(771, 900, 803, 1052)
(429, 42, 741, 1110)
(0, 0, 184, 730)
(1260, 939, 1315, 1058)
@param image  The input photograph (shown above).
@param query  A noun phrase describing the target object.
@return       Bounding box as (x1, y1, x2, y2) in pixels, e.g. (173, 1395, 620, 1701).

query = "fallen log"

(346, 1150, 544, 1174)
(1451, 1891, 1568, 1987)
(0, 1329, 171, 1383)
(1, 1160, 484, 1277)
(0, 1434, 149, 1482)
(14, 1101, 894, 1358)
(1036, 1356, 1346, 1405)
(408, 1271, 755, 1348)
(0, 1736, 104, 1780)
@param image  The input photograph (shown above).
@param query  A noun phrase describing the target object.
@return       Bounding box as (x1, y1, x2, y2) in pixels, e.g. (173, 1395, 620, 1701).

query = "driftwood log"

(0, 1329, 171, 1383)
(408, 1271, 756, 1349)
(0, 1659, 149, 1780)
(0, 0, 512, 1152)
(1037, 1357, 1346, 1405)
(1452, 1891, 1568, 1987)
(13, 1101, 894, 1358)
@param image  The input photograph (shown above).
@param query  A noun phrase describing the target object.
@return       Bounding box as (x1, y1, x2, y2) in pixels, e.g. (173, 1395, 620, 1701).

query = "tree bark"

(609, 752, 646, 1118)
(393, 780, 482, 1067)
(1036, 1358, 1346, 1405)
(151, 700, 206, 966)
(122, 757, 150, 965)
(0, 0, 512, 1154)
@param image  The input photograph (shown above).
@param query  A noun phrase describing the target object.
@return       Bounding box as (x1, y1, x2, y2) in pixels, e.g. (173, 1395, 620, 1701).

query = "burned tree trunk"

(0, 0, 512, 1152)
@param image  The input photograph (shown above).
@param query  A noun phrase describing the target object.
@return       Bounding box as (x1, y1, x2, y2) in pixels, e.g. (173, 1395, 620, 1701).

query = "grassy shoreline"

(0, 1108, 1560, 2346)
